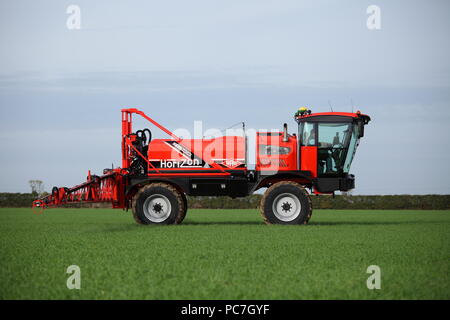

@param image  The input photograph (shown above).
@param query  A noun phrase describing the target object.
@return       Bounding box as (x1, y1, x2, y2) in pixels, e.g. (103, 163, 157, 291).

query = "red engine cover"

(256, 132, 297, 172)
(147, 136, 246, 170)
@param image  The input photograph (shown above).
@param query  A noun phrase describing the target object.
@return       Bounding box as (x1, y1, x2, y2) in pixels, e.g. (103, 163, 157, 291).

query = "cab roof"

(296, 111, 371, 124)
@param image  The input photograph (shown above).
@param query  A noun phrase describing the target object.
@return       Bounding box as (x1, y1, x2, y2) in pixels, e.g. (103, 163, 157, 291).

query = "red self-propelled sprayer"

(33, 107, 370, 225)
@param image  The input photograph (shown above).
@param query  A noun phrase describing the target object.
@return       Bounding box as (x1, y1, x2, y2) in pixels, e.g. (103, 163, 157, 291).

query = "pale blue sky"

(0, 0, 449, 194)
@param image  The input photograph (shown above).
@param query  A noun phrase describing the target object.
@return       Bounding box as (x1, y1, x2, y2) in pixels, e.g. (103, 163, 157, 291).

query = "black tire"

(179, 192, 188, 223)
(131, 183, 185, 225)
(260, 181, 312, 225)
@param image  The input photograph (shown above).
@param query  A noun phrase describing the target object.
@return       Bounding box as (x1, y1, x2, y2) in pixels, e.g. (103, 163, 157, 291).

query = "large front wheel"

(260, 181, 312, 225)
(132, 183, 186, 225)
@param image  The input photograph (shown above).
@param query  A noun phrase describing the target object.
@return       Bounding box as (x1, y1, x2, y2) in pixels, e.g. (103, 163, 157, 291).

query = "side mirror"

(358, 121, 365, 138)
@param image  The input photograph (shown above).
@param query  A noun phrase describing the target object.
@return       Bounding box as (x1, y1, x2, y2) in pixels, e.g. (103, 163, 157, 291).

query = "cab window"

(317, 123, 352, 175)
(300, 122, 316, 146)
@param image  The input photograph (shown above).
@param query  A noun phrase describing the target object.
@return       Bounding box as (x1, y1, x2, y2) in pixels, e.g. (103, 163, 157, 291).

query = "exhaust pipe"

(282, 123, 288, 142)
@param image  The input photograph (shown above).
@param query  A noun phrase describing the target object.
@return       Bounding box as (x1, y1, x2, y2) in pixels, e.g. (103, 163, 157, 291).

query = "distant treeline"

(1, 192, 449, 210)
(1, 193, 42, 208)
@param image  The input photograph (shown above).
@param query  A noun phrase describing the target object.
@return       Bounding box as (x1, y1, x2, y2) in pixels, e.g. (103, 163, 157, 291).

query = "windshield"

(343, 124, 360, 172)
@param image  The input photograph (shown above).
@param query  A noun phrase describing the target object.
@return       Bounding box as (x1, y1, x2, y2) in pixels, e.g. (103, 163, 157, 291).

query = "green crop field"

(0, 208, 449, 300)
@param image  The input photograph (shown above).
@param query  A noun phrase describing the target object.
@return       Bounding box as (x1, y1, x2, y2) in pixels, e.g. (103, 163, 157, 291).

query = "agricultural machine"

(32, 107, 370, 225)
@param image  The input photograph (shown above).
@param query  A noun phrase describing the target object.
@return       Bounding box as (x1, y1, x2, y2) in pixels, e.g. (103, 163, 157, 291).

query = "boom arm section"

(32, 170, 125, 212)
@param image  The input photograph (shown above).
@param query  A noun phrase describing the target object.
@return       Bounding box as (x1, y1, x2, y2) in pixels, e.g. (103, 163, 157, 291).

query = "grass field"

(0, 208, 449, 300)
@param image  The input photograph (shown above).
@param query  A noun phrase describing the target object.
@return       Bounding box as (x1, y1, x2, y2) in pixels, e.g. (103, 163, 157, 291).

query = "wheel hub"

(143, 194, 172, 222)
(152, 203, 163, 213)
(272, 193, 301, 222)
(281, 202, 292, 213)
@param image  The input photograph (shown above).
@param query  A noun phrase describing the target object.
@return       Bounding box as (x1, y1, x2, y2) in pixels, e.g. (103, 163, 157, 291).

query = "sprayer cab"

(295, 109, 371, 193)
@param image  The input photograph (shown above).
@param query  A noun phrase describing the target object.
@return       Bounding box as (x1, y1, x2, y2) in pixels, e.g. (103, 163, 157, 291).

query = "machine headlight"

(260, 145, 291, 156)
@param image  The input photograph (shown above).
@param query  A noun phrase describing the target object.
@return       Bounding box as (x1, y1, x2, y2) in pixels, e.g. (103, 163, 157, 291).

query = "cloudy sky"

(0, 0, 449, 194)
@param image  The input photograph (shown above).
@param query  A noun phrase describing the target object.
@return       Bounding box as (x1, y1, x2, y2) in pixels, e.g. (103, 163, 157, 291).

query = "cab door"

(316, 122, 353, 176)
(299, 122, 318, 177)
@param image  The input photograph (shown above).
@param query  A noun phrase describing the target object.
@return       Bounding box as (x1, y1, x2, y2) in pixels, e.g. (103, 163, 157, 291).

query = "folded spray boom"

(32, 170, 125, 214)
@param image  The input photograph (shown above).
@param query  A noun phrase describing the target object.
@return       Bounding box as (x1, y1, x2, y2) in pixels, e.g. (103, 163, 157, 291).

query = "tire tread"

(259, 181, 312, 225)
(131, 182, 186, 225)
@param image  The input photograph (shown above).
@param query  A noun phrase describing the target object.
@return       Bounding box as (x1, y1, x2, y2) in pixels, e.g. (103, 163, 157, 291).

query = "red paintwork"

(147, 136, 246, 172)
(300, 146, 318, 178)
(255, 133, 298, 172)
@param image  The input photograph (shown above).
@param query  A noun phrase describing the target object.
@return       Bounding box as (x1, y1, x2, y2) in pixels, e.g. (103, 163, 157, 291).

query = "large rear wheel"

(260, 181, 312, 225)
(132, 183, 185, 225)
